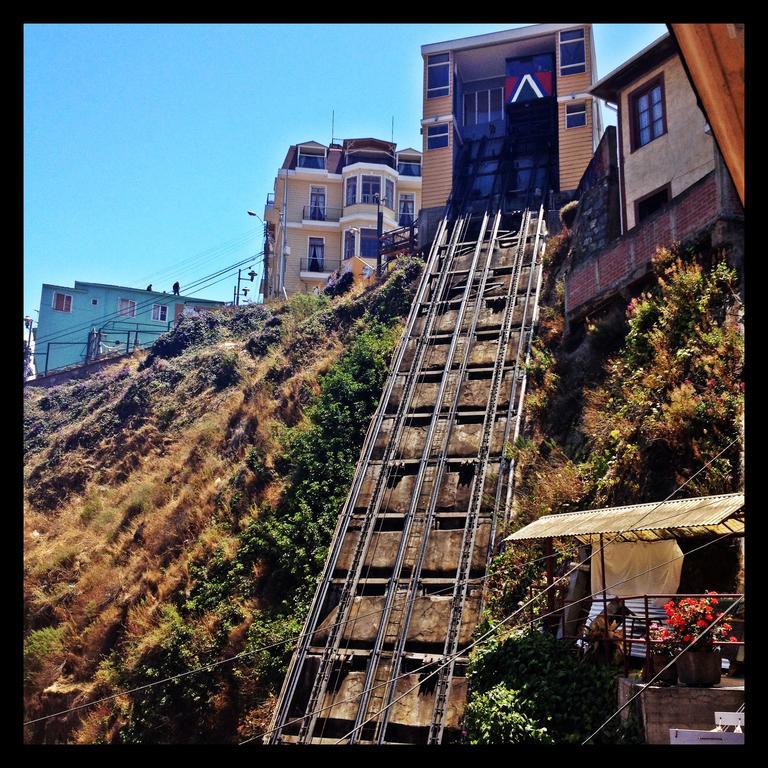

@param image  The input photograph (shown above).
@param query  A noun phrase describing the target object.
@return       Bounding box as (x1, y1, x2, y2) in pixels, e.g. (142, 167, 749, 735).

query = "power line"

(33, 253, 263, 348)
(130, 226, 264, 289)
(242, 527, 735, 745)
(581, 595, 744, 744)
(243, 446, 741, 745)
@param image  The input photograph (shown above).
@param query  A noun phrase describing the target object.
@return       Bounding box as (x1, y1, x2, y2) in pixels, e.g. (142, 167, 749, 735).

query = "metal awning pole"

(545, 537, 554, 630)
(599, 534, 609, 635)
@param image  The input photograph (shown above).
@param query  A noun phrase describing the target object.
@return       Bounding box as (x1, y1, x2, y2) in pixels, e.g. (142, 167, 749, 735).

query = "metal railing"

(301, 257, 340, 273)
(302, 206, 342, 222)
(266, 192, 275, 208)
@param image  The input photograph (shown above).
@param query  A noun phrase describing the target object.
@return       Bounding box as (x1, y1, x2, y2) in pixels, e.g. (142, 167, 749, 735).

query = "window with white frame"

(399, 193, 415, 226)
(152, 304, 168, 322)
(345, 176, 357, 205)
(90, 298, 99, 306)
(309, 186, 326, 220)
(427, 53, 450, 98)
(384, 179, 394, 209)
(297, 145, 326, 169)
(307, 237, 325, 271)
(117, 298, 137, 318)
(559, 28, 586, 76)
(397, 156, 421, 176)
(361, 175, 381, 204)
(427, 124, 449, 150)
(463, 88, 504, 126)
(360, 228, 378, 259)
(344, 230, 356, 259)
(52, 292, 72, 312)
(565, 101, 587, 128)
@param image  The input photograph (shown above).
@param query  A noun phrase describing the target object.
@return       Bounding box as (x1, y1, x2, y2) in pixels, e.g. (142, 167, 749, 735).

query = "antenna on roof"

(391, 115, 394, 144)
(331, 110, 334, 145)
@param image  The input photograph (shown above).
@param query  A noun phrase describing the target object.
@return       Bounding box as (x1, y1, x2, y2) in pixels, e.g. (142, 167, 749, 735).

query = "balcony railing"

(265, 192, 275, 208)
(344, 151, 395, 169)
(359, 194, 394, 210)
(302, 206, 342, 222)
(301, 257, 340, 274)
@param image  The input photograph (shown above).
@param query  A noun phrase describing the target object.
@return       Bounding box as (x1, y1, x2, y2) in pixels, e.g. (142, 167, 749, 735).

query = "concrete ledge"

(618, 676, 744, 744)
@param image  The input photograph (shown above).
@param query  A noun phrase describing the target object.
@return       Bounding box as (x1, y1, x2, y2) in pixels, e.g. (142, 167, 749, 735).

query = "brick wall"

(566, 170, 726, 319)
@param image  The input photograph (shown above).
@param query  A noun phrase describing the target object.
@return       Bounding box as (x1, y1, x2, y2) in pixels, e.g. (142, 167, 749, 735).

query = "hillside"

(464, 226, 744, 744)
(23, 258, 422, 744)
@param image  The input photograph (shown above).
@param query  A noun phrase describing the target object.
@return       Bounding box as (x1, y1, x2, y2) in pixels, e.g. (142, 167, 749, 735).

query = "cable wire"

(581, 595, 745, 745)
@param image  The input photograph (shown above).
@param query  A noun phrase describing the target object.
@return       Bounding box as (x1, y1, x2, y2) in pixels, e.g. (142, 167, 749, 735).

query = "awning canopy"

(505, 493, 744, 544)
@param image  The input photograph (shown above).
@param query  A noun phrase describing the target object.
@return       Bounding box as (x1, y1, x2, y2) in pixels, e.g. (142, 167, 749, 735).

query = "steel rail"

(288, 214, 470, 743)
(267, 215, 451, 741)
(368, 209, 509, 744)
(427, 207, 540, 743)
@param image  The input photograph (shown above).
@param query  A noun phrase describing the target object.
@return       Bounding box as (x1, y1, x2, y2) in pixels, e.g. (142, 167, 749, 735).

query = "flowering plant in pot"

(643, 622, 678, 685)
(663, 593, 737, 686)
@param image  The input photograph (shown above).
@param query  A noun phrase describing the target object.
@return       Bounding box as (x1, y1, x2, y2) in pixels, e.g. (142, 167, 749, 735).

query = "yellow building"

(263, 138, 422, 298)
(419, 23, 601, 234)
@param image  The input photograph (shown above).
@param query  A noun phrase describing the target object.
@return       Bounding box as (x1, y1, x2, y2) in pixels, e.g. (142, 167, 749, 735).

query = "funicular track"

(268, 133, 550, 745)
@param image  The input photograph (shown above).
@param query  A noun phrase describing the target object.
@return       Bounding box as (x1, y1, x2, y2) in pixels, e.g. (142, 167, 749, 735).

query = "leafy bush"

(466, 628, 637, 744)
(24, 626, 66, 682)
(465, 683, 551, 744)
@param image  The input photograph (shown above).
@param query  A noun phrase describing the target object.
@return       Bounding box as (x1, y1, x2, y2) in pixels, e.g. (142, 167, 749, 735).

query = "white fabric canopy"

(590, 539, 683, 604)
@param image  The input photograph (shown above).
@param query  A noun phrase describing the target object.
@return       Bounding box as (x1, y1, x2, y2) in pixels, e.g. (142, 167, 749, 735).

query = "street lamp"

(234, 266, 258, 306)
(374, 193, 383, 278)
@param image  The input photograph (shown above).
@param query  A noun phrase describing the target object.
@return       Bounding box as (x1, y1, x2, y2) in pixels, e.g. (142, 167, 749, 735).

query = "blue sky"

(24, 22, 667, 322)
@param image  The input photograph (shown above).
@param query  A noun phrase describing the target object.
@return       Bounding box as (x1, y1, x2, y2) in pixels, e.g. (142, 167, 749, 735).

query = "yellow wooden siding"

(422, 138, 453, 209)
(282, 229, 342, 295)
(558, 99, 594, 191)
(423, 94, 452, 119)
(285, 177, 343, 222)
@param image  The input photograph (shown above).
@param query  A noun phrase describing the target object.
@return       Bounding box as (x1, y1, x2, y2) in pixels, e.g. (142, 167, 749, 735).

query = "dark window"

(560, 28, 586, 76)
(384, 179, 394, 209)
(635, 186, 670, 224)
(90, 298, 99, 306)
(344, 230, 356, 259)
(631, 77, 666, 149)
(361, 175, 381, 204)
(308, 238, 325, 271)
(399, 194, 415, 226)
(397, 160, 421, 176)
(427, 124, 449, 150)
(309, 186, 326, 220)
(297, 149, 325, 169)
(427, 53, 450, 98)
(463, 92, 476, 126)
(360, 228, 378, 258)
(565, 102, 587, 128)
(345, 176, 357, 205)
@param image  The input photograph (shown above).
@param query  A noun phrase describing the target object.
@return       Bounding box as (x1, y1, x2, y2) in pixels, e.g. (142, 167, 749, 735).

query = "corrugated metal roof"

(505, 493, 744, 544)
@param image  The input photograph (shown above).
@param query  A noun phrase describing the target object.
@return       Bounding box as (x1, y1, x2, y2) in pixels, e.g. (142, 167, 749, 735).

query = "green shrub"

(465, 683, 552, 744)
(466, 628, 637, 744)
(24, 626, 66, 682)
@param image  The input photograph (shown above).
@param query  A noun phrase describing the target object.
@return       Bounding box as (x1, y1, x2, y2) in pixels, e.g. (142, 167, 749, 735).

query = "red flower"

(729, 637, 738, 643)
(696, 619, 708, 628)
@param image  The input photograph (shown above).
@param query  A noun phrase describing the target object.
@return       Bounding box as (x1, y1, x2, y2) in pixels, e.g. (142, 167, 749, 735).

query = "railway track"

(266, 197, 547, 743)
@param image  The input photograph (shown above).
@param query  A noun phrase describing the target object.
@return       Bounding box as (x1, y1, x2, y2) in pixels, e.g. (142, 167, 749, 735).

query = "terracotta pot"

(676, 650, 721, 686)
(644, 654, 678, 685)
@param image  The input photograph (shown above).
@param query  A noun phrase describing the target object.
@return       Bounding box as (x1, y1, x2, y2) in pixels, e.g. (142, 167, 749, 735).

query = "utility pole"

(263, 223, 270, 301)
(375, 193, 383, 278)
